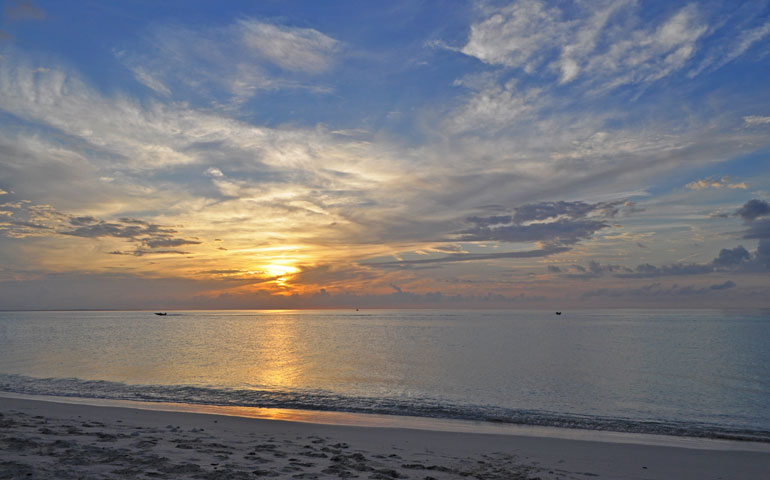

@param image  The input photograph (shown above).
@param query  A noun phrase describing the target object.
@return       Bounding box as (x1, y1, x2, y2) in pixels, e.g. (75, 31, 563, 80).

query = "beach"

(2, 396, 769, 480)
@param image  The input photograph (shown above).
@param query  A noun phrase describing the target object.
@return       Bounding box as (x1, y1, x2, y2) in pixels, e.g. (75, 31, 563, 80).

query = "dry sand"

(1, 396, 769, 479)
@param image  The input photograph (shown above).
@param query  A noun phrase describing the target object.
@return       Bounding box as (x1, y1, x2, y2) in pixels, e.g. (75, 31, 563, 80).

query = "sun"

(263, 264, 300, 278)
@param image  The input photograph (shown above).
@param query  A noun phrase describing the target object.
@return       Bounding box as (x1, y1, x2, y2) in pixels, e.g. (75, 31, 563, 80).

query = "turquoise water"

(0, 309, 768, 440)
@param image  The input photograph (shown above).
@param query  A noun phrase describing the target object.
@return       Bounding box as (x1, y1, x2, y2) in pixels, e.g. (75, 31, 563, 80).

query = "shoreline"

(2, 396, 769, 479)
(2, 391, 769, 453)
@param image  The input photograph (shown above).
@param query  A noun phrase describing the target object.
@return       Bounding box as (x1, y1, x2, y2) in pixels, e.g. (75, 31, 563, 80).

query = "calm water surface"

(0, 309, 768, 440)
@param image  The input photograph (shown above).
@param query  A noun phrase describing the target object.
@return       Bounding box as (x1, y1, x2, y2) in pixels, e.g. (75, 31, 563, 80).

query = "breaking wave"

(1, 374, 768, 442)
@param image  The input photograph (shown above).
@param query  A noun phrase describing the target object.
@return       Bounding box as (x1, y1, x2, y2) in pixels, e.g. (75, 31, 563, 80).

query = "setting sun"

(263, 264, 300, 278)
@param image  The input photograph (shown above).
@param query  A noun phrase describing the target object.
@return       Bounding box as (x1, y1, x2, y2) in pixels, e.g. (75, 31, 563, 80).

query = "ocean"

(1, 309, 768, 441)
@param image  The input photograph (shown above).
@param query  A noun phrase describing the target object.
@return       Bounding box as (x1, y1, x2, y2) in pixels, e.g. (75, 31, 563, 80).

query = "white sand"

(1, 396, 769, 479)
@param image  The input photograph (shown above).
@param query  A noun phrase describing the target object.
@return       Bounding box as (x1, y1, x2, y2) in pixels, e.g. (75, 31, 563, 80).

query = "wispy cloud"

(744, 115, 770, 126)
(0, 2, 769, 308)
(458, 1, 708, 91)
(238, 19, 340, 73)
(119, 18, 340, 103)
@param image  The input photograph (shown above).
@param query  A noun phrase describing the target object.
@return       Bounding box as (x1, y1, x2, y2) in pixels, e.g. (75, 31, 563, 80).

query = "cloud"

(512, 200, 625, 222)
(458, 2, 707, 91)
(710, 280, 736, 290)
(557, 241, 766, 280)
(120, 18, 340, 104)
(744, 115, 770, 126)
(742, 220, 770, 241)
(444, 80, 541, 133)
(457, 200, 622, 247)
(458, 218, 608, 246)
(693, 18, 770, 76)
(581, 280, 740, 300)
(735, 199, 770, 221)
(62, 217, 201, 251)
(734, 200, 770, 258)
(0, 201, 200, 253)
(616, 262, 715, 279)
(130, 66, 171, 96)
(686, 176, 748, 190)
(722, 20, 770, 64)
(142, 237, 201, 248)
(365, 246, 570, 267)
(109, 249, 190, 257)
(238, 19, 340, 73)
(461, 0, 569, 70)
(712, 245, 751, 267)
(4, 1, 45, 21)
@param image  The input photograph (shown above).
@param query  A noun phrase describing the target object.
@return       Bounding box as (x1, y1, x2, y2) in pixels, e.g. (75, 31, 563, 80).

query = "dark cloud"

(547, 265, 562, 273)
(735, 199, 770, 221)
(459, 200, 628, 248)
(712, 246, 750, 266)
(62, 220, 175, 239)
(588, 261, 628, 274)
(756, 240, 770, 268)
(560, 240, 770, 279)
(558, 261, 632, 279)
(1, 202, 204, 255)
(69, 215, 99, 226)
(142, 237, 201, 248)
(365, 246, 570, 267)
(736, 201, 770, 250)
(710, 280, 736, 290)
(118, 217, 150, 225)
(512, 201, 621, 223)
(612, 262, 714, 278)
(108, 249, 190, 256)
(561, 242, 767, 280)
(431, 244, 466, 253)
(4, 0, 45, 20)
(458, 218, 609, 246)
(9, 220, 51, 230)
(582, 281, 738, 299)
(61, 216, 200, 250)
(197, 269, 243, 275)
(465, 215, 513, 226)
(741, 219, 770, 241)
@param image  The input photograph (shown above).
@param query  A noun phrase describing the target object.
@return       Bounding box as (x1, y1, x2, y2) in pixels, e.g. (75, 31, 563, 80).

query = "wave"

(1, 374, 768, 442)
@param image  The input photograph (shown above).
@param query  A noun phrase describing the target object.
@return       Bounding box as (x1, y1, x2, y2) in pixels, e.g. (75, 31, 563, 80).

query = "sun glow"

(263, 264, 300, 278)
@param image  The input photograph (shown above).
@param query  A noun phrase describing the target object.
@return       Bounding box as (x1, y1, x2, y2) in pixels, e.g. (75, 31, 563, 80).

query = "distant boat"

(555, 311, 562, 315)
(154, 312, 167, 316)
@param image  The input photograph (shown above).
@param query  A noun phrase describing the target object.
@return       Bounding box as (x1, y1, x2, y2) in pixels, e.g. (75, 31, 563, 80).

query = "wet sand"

(1, 396, 769, 479)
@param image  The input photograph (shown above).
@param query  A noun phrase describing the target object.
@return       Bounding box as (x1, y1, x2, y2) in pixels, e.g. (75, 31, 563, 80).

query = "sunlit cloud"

(686, 177, 748, 190)
(459, 1, 707, 90)
(0, 1, 769, 308)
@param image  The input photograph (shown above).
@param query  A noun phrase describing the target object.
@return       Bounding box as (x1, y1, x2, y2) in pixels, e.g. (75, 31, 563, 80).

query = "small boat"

(555, 311, 562, 315)
(154, 312, 167, 316)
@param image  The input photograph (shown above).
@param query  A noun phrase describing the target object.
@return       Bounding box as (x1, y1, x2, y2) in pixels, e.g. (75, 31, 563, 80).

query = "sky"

(0, 0, 769, 310)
